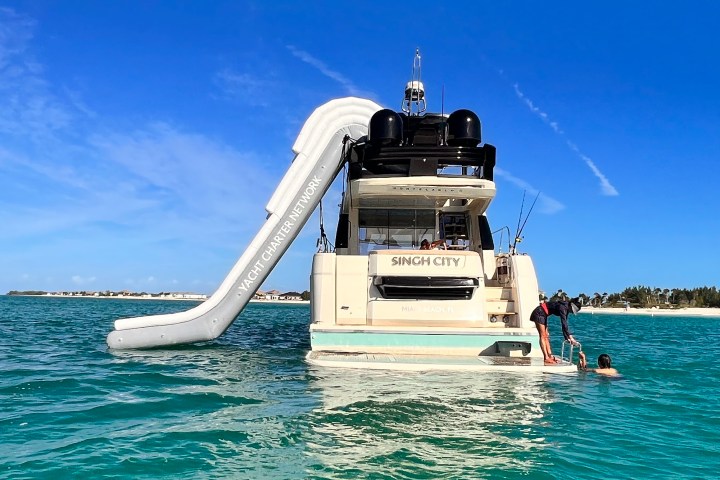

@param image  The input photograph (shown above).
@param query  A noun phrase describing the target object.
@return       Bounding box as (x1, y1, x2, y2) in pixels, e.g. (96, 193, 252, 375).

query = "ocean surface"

(1, 295, 719, 479)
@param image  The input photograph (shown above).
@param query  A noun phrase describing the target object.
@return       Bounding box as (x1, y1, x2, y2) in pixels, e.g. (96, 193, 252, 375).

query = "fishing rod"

(512, 191, 526, 253)
(511, 190, 541, 254)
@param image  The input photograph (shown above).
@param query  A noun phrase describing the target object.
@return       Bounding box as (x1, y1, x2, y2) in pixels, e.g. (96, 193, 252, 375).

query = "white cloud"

(0, 8, 280, 292)
(88, 123, 274, 221)
(494, 167, 565, 214)
(513, 83, 565, 136)
(76, 123, 284, 257)
(566, 141, 619, 196)
(512, 83, 619, 196)
(287, 45, 368, 97)
(3, 122, 278, 251)
(123, 276, 163, 288)
(0, 7, 35, 67)
(0, 8, 74, 138)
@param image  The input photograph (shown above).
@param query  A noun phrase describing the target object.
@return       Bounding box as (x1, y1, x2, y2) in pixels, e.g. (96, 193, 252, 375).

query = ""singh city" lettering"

(390, 256, 461, 267)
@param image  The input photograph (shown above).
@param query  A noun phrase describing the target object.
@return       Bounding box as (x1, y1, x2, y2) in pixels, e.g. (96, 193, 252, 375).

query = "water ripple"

(2, 298, 720, 478)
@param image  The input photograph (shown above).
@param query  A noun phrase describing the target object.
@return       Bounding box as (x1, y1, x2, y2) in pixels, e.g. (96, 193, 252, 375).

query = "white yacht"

(106, 53, 577, 373)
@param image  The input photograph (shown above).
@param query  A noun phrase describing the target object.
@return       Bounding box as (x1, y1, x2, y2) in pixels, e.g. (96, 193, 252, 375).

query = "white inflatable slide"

(106, 97, 382, 349)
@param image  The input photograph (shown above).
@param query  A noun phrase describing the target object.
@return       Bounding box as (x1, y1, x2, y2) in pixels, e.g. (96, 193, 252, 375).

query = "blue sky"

(2, 1, 719, 297)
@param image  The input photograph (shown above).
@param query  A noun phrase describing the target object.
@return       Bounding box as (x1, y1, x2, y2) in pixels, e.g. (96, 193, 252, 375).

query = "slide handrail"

(106, 97, 382, 349)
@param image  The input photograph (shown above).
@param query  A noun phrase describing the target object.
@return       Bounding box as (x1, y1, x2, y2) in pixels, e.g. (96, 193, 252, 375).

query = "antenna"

(441, 84, 446, 146)
(401, 48, 427, 115)
(441, 84, 445, 117)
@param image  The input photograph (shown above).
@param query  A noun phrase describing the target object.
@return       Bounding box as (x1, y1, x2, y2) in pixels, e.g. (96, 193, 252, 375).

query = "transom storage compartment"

(366, 250, 485, 326)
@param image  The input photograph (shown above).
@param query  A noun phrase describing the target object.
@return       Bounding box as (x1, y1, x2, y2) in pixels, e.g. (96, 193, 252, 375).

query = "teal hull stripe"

(311, 331, 540, 349)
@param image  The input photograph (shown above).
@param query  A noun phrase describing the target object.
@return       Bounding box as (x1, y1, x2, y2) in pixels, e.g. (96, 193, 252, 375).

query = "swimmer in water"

(578, 352, 619, 376)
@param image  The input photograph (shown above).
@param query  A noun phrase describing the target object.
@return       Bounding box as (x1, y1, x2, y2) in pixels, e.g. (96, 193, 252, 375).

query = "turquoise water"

(2, 296, 719, 479)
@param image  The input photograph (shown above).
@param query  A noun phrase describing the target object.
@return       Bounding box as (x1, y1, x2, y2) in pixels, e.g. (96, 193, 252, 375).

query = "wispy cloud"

(0, 7, 297, 293)
(0, 8, 74, 139)
(286, 45, 367, 96)
(71, 275, 97, 285)
(0, 7, 35, 67)
(565, 141, 618, 197)
(122, 276, 160, 288)
(87, 122, 276, 239)
(62, 86, 97, 118)
(0, 9, 277, 252)
(494, 167, 565, 214)
(513, 83, 619, 196)
(214, 69, 272, 106)
(513, 84, 563, 134)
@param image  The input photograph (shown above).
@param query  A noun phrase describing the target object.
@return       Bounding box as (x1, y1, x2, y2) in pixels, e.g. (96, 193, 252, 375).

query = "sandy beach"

(249, 299, 309, 305)
(582, 306, 720, 317)
(30, 294, 205, 301)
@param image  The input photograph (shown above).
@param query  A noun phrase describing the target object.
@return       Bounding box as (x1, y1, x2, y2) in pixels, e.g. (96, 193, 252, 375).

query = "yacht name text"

(391, 256, 461, 267)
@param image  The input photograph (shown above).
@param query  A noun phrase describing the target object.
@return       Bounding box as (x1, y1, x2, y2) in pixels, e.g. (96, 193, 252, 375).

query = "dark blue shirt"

(530, 301, 573, 340)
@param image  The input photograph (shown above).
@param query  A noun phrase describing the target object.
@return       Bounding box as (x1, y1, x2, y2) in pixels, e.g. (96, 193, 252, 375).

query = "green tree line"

(549, 285, 720, 308)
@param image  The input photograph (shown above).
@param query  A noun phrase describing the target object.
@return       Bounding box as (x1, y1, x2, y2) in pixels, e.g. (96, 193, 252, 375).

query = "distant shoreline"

(582, 306, 720, 317)
(8, 295, 711, 312)
(5, 294, 310, 304)
(7, 294, 204, 301)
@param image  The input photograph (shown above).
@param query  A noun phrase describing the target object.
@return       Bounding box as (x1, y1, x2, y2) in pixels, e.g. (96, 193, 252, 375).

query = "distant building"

(176, 293, 207, 300)
(280, 291, 303, 301)
(266, 290, 281, 300)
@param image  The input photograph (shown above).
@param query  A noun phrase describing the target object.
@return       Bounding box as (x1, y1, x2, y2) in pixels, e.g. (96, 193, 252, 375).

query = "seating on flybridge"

(106, 50, 577, 373)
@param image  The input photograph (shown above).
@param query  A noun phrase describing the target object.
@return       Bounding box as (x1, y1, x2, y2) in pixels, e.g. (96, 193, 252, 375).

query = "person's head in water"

(597, 354, 612, 369)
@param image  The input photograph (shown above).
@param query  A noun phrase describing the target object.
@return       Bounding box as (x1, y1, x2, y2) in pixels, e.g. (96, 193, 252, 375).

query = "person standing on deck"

(530, 297, 581, 364)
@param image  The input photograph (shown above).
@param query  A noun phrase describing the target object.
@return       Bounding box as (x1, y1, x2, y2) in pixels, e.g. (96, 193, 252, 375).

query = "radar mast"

(401, 48, 426, 116)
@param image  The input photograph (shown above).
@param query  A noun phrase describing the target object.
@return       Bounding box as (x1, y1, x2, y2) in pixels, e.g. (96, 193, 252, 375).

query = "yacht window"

(358, 209, 435, 254)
